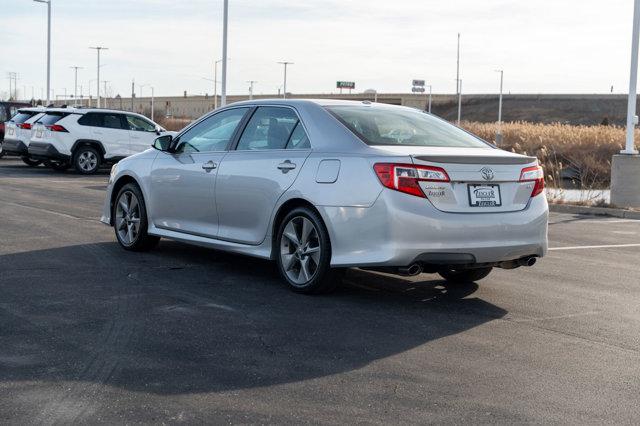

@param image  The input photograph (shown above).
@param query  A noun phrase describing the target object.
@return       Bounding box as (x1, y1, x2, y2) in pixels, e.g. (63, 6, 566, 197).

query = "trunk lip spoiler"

(413, 155, 537, 165)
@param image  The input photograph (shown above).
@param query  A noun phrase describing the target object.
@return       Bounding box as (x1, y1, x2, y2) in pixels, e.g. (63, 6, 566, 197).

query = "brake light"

(46, 124, 68, 132)
(374, 163, 450, 198)
(17, 123, 31, 129)
(519, 165, 545, 197)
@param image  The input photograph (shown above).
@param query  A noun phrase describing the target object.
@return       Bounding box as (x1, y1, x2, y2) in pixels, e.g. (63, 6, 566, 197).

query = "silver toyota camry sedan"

(101, 99, 548, 294)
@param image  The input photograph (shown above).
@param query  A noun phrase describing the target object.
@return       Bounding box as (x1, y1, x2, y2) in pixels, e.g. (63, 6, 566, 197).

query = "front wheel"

(438, 267, 493, 283)
(276, 207, 343, 294)
(21, 156, 43, 167)
(113, 183, 160, 251)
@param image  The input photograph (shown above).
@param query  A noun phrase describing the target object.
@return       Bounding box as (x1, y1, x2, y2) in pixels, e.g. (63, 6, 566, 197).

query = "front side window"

(176, 107, 249, 153)
(126, 115, 156, 132)
(326, 106, 489, 148)
(236, 107, 307, 151)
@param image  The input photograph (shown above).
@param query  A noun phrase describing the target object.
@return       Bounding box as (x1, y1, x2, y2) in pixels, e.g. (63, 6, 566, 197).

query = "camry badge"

(480, 167, 494, 181)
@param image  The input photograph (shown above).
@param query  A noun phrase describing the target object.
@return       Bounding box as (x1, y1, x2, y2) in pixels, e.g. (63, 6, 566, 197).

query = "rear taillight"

(374, 163, 450, 198)
(17, 123, 31, 129)
(47, 124, 68, 132)
(519, 165, 545, 197)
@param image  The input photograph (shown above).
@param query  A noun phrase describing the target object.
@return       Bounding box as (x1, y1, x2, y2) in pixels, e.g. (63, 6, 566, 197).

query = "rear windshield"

(326, 106, 489, 148)
(36, 112, 69, 126)
(10, 111, 37, 124)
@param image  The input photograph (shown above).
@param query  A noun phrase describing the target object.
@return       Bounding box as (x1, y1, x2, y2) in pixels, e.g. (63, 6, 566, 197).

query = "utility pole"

(150, 86, 154, 122)
(33, 0, 51, 104)
(457, 79, 462, 126)
(496, 70, 504, 144)
(131, 79, 135, 111)
(277, 61, 293, 99)
(426, 84, 432, 113)
(220, 0, 229, 107)
(70, 66, 83, 106)
(103, 81, 110, 108)
(89, 46, 108, 108)
(247, 80, 257, 100)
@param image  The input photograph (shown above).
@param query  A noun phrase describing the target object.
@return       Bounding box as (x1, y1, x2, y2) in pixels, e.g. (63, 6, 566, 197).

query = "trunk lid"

(398, 147, 539, 213)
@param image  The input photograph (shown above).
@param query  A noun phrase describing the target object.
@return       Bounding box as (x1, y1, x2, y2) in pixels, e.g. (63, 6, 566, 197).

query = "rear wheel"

(73, 146, 101, 174)
(113, 183, 159, 251)
(438, 267, 492, 283)
(276, 207, 343, 294)
(21, 156, 42, 167)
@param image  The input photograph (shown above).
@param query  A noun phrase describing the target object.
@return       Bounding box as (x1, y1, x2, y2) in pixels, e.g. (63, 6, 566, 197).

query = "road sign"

(412, 79, 425, 87)
(412, 87, 426, 93)
(337, 81, 355, 89)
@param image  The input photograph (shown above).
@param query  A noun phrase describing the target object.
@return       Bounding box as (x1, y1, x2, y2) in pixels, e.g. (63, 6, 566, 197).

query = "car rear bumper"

(27, 142, 71, 162)
(319, 189, 548, 268)
(2, 138, 28, 156)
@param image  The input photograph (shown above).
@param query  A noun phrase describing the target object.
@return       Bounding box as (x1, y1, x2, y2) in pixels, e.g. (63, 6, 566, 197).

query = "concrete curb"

(549, 203, 640, 219)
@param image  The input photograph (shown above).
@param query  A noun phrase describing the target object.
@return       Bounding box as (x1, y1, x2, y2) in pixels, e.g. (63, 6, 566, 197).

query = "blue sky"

(0, 0, 634, 100)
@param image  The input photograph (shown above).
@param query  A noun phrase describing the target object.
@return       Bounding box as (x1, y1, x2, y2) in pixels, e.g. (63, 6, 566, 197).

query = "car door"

(85, 112, 130, 158)
(215, 106, 312, 245)
(125, 114, 159, 154)
(148, 107, 250, 237)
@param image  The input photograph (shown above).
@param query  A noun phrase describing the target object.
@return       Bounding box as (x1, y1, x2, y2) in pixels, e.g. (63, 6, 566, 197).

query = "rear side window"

(78, 112, 126, 129)
(10, 111, 36, 124)
(236, 107, 305, 150)
(326, 106, 489, 148)
(37, 112, 68, 126)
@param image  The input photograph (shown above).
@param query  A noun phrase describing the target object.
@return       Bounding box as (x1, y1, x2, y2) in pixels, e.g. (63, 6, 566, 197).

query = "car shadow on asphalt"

(0, 240, 507, 395)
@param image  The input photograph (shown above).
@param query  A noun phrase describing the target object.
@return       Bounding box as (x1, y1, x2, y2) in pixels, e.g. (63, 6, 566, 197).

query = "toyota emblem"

(480, 167, 494, 181)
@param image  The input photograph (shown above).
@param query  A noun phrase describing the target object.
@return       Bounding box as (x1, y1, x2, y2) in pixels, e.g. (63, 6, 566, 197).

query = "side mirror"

(153, 134, 172, 151)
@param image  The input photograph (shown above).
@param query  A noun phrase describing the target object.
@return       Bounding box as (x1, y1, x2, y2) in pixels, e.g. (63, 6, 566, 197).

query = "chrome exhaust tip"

(398, 263, 423, 276)
(517, 256, 537, 267)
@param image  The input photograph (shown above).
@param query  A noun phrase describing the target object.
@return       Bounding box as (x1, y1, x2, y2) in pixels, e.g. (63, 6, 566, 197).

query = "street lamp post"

(220, 0, 229, 107)
(611, 0, 640, 208)
(89, 46, 108, 108)
(33, 0, 51, 105)
(277, 61, 293, 99)
(457, 79, 462, 126)
(70, 66, 83, 106)
(426, 84, 432, 113)
(495, 69, 504, 144)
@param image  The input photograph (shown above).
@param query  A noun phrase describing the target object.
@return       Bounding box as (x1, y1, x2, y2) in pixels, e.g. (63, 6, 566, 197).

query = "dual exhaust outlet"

(395, 255, 537, 277)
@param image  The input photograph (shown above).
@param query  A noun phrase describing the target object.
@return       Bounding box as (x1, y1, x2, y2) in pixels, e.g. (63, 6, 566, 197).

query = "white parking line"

(550, 243, 640, 251)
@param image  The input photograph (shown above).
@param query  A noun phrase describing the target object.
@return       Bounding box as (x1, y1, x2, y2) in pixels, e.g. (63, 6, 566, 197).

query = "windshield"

(326, 106, 489, 148)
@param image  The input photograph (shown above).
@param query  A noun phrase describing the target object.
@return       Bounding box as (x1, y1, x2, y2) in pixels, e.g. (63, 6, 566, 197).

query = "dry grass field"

(461, 121, 630, 189)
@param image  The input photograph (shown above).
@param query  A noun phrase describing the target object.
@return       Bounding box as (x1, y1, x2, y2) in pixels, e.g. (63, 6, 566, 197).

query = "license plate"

(36, 130, 43, 138)
(468, 184, 502, 207)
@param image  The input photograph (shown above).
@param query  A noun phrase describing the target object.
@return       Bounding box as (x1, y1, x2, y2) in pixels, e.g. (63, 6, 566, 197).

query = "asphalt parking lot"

(1, 157, 640, 424)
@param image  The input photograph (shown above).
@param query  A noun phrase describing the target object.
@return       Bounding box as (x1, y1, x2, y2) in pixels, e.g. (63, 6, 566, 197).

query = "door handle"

(277, 160, 296, 173)
(202, 160, 217, 172)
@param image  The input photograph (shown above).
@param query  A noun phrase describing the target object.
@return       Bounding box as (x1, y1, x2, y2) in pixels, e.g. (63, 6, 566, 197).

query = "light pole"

(33, 0, 51, 104)
(426, 84, 432, 113)
(246, 80, 257, 100)
(211, 58, 229, 109)
(624, 0, 640, 155)
(277, 61, 293, 99)
(139, 84, 155, 120)
(70, 66, 83, 106)
(457, 79, 462, 126)
(495, 69, 504, 144)
(220, 0, 229, 107)
(89, 46, 108, 108)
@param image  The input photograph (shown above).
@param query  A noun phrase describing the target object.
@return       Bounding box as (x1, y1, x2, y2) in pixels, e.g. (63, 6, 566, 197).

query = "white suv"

(2, 107, 46, 166)
(28, 108, 171, 174)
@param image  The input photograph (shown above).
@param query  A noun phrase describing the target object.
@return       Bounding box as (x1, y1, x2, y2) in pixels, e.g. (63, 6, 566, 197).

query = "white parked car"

(2, 107, 46, 166)
(28, 108, 172, 174)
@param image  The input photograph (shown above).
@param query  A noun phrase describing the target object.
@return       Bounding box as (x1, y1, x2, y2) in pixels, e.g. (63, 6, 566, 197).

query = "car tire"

(73, 145, 101, 175)
(113, 183, 160, 252)
(438, 267, 493, 283)
(46, 160, 71, 172)
(275, 206, 344, 294)
(21, 156, 42, 167)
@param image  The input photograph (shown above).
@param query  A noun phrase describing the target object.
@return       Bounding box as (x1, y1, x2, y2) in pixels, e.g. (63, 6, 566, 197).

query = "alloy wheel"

(280, 216, 321, 286)
(78, 151, 98, 172)
(115, 190, 141, 246)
